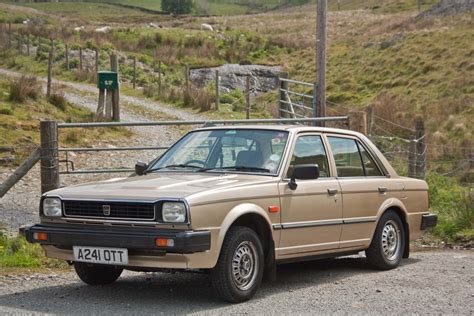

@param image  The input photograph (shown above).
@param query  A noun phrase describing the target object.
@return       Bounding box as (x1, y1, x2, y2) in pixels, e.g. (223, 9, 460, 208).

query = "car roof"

(195, 124, 364, 137)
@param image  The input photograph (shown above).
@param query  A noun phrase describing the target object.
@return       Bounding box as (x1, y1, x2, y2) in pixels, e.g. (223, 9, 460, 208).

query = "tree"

(161, 0, 194, 15)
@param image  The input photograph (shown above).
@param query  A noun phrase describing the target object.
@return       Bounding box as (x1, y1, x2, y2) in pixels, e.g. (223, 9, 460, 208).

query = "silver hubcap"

(232, 241, 258, 291)
(381, 220, 401, 261)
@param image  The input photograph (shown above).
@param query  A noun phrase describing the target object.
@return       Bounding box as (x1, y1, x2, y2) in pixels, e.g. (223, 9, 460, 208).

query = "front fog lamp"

(162, 202, 187, 223)
(43, 198, 62, 217)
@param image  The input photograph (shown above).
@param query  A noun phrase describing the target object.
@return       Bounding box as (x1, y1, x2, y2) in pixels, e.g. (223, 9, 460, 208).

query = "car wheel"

(74, 262, 123, 285)
(366, 210, 405, 270)
(211, 226, 264, 303)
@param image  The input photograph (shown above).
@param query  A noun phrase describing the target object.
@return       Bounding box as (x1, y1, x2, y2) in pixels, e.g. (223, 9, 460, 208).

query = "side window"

(286, 135, 329, 178)
(327, 137, 364, 177)
(358, 142, 383, 176)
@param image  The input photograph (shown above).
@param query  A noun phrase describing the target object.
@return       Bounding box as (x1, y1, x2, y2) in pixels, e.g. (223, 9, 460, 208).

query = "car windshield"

(147, 129, 289, 175)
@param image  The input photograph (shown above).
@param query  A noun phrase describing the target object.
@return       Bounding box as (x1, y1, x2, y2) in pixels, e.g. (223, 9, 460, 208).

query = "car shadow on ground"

(0, 256, 421, 314)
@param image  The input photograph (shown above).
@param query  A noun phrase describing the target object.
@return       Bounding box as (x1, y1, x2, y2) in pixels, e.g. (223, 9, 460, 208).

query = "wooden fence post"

(17, 34, 22, 53)
(133, 56, 137, 89)
(8, 22, 11, 48)
(278, 72, 289, 118)
(408, 136, 416, 178)
(65, 43, 69, 70)
(348, 111, 367, 135)
(367, 105, 374, 136)
(215, 69, 220, 111)
(36, 36, 41, 59)
(40, 121, 59, 194)
(246, 75, 251, 119)
(95, 47, 99, 74)
(185, 65, 190, 91)
(26, 35, 30, 56)
(46, 40, 54, 98)
(158, 61, 162, 95)
(96, 89, 105, 121)
(415, 118, 426, 178)
(110, 53, 120, 122)
(79, 46, 83, 71)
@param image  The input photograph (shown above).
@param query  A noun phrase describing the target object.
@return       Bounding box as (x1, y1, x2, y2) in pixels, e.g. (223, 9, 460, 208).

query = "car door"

(277, 133, 343, 257)
(326, 135, 398, 248)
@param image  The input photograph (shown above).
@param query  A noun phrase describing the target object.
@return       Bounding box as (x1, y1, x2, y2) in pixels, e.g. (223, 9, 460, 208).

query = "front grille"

(63, 200, 156, 221)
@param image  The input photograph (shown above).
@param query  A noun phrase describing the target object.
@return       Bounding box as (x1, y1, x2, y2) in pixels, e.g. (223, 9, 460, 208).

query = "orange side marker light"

(268, 206, 280, 213)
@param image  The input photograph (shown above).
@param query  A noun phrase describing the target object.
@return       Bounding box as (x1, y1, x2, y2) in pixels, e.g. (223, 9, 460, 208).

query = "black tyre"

(74, 262, 123, 285)
(211, 226, 264, 303)
(366, 210, 405, 270)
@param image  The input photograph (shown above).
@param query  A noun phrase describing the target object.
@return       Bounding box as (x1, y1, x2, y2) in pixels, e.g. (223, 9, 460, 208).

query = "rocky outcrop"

(189, 64, 282, 94)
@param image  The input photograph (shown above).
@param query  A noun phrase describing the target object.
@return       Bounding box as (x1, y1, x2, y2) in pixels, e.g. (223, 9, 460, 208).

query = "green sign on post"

(97, 71, 118, 90)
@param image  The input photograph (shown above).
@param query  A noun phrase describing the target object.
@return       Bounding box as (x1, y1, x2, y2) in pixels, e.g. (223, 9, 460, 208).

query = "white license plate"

(73, 246, 128, 265)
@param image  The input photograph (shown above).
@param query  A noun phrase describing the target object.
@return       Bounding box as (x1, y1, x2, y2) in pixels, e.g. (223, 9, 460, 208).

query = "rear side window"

(327, 137, 364, 177)
(328, 136, 383, 177)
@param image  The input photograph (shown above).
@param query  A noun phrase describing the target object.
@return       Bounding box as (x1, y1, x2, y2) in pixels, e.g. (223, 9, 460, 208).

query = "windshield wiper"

(145, 164, 203, 174)
(200, 166, 271, 173)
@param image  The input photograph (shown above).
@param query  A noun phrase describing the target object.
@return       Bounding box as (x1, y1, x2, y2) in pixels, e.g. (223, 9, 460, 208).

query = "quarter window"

(358, 143, 383, 176)
(286, 135, 329, 178)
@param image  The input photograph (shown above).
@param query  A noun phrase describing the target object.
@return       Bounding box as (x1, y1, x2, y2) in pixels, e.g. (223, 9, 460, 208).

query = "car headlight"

(43, 197, 62, 217)
(162, 202, 187, 223)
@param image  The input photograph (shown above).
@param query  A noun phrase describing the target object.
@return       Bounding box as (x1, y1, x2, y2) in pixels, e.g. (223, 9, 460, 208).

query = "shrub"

(0, 105, 13, 115)
(9, 76, 41, 103)
(48, 92, 68, 111)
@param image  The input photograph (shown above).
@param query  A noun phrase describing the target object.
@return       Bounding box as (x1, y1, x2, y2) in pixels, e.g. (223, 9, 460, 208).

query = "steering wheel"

(185, 159, 206, 167)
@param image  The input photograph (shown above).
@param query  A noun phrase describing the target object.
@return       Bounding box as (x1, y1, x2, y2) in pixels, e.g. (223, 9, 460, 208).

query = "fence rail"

(38, 117, 351, 193)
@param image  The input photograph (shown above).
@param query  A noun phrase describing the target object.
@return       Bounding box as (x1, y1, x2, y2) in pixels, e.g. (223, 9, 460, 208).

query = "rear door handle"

(327, 188, 338, 196)
(378, 187, 388, 193)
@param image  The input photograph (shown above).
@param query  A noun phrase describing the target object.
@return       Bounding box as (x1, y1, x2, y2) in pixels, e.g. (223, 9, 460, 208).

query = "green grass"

(0, 229, 66, 268)
(426, 172, 473, 242)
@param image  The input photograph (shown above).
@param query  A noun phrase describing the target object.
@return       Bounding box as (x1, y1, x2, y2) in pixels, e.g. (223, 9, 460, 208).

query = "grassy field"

(0, 72, 132, 164)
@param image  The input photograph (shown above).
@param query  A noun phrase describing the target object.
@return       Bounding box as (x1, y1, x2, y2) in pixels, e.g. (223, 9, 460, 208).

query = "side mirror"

(288, 164, 320, 190)
(135, 162, 148, 176)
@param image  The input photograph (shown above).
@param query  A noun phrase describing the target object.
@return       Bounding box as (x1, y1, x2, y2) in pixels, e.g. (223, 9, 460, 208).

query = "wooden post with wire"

(65, 43, 69, 70)
(8, 22, 11, 48)
(46, 40, 54, 98)
(95, 47, 99, 74)
(316, 0, 327, 126)
(158, 61, 162, 95)
(40, 120, 59, 194)
(415, 118, 426, 178)
(408, 136, 416, 178)
(185, 65, 189, 92)
(246, 75, 251, 119)
(26, 35, 30, 56)
(36, 36, 41, 59)
(348, 111, 367, 135)
(133, 56, 137, 89)
(215, 69, 220, 111)
(79, 46, 83, 71)
(367, 105, 374, 136)
(110, 53, 120, 122)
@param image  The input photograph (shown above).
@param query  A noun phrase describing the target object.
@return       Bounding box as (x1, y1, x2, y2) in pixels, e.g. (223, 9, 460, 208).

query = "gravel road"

(0, 68, 205, 235)
(0, 251, 472, 314)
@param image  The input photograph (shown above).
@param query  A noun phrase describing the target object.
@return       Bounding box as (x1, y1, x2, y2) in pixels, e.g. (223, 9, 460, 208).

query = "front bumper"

(25, 224, 211, 254)
(420, 213, 438, 230)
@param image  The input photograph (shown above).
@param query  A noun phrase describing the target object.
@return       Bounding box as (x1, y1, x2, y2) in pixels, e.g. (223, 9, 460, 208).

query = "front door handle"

(378, 187, 388, 193)
(327, 188, 338, 196)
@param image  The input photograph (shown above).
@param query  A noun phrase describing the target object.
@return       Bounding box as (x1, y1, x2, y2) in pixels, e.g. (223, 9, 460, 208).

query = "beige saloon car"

(26, 125, 437, 302)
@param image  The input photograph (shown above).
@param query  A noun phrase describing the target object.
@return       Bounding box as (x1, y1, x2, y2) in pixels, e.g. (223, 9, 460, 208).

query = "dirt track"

(0, 251, 472, 314)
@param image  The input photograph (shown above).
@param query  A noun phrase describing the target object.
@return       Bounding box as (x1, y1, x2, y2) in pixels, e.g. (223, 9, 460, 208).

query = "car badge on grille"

(102, 205, 111, 216)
